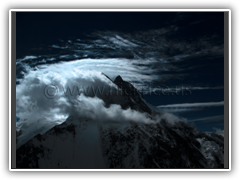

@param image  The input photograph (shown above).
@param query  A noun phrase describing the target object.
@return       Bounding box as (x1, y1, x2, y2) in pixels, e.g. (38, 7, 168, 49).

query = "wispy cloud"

(52, 45, 69, 49)
(16, 28, 224, 90)
(16, 55, 38, 63)
(103, 35, 139, 48)
(213, 127, 224, 137)
(188, 115, 224, 122)
(158, 101, 224, 108)
(189, 19, 205, 25)
(157, 101, 224, 113)
(191, 87, 224, 90)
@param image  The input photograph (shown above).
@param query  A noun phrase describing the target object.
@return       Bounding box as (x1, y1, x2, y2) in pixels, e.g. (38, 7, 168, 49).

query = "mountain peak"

(114, 75, 123, 83)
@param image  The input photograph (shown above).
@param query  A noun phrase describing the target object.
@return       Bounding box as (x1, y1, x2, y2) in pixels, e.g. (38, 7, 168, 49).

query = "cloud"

(189, 20, 205, 25)
(138, 86, 223, 96)
(154, 112, 187, 125)
(74, 94, 154, 124)
(16, 28, 224, 90)
(158, 101, 224, 108)
(16, 56, 39, 64)
(46, 57, 56, 61)
(157, 101, 224, 113)
(52, 45, 69, 49)
(191, 87, 224, 90)
(20, 55, 38, 60)
(17, 57, 160, 92)
(188, 115, 224, 122)
(103, 35, 139, 48)
(213, 128, 224, 137)
(59, 55, 75, 59)
(95, 30, 224, 88)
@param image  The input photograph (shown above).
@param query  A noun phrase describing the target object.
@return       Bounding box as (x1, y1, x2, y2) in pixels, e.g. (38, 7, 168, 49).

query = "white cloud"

(213, 128, 224, 137)
(157, 101, 224, 108)
(157, 101, 224, 113)
(188, 115, 224, 122)
(100, 34, 138, 48)
(191, 87, 224, 90)
(52, 45, 69, 49)
(16, 56, 38, 64)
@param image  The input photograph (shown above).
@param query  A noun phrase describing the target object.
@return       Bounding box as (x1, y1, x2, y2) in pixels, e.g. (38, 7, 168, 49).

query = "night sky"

(16, 12, 225, 133)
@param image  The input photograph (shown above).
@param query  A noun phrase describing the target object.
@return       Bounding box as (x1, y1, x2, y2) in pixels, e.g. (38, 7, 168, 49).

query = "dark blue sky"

(16, 12, 225, 133)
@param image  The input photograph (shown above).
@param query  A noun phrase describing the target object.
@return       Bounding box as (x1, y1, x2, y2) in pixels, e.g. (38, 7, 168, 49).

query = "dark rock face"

(16, 120, 81, 168)
(114, 75, 123, 83)
(99, 120, 224, 168)
(101, 74, 152, 114)
(16, 75, 224, 169)
(113, 75, 139, 97)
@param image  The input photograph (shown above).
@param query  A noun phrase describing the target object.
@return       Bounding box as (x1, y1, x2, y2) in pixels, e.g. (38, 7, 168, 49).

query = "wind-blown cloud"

(16, 60, 185, 149)
(158, 101, 224, 108)
(213, 127, 224, 137)
(16, 56, 39, 64)
(188, 115, 224, 122)
(16, 28, 224, 90)
(157, 101, 224, 113)
(102, 35, 139, 48)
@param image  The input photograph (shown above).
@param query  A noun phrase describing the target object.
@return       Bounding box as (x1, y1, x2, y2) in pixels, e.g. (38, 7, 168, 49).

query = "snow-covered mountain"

(16, 75, 224, 169)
